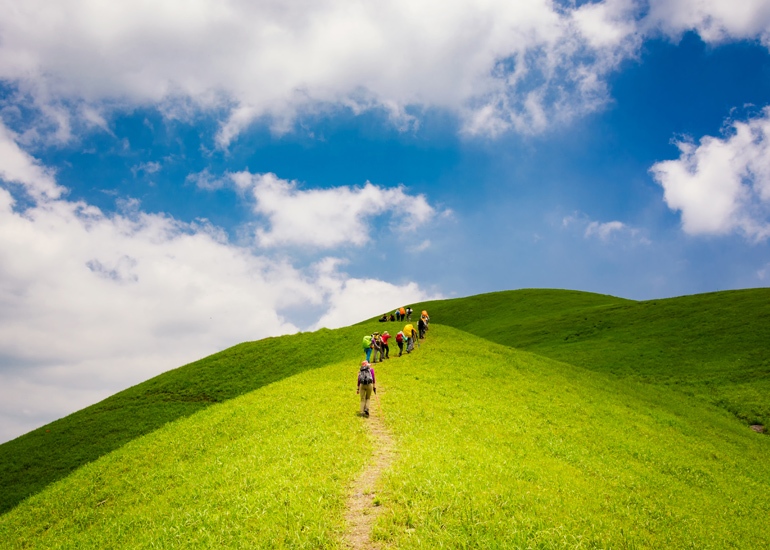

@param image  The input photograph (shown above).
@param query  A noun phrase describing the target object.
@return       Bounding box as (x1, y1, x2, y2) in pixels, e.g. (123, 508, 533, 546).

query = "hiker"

(396, 330, 405, 356)
(418, 316, 427, 339)
(403, 323, 415, 353)
(389, 313, 395, 322)
(399, 306, 406, 321)
(379, 314, 388, 322)
(362, 334, 373, 362)
(372, 332, 383, 363)
(406, 307, 413, 321)
(395, 309, 401, 322)
(381, 331, 391, 359)
(421, 310, 430, 327)
(356, 361, 376, 417)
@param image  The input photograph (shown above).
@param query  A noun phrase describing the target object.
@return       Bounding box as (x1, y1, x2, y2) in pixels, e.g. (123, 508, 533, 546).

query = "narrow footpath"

(343, 390, 396, 549)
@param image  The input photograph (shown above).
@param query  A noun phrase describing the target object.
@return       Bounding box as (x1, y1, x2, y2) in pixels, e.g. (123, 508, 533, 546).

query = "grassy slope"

(0, 359, 371, 549)
(413, 288, 770, 426)
(0, 326, 364, 515)
(374, 325, 770, 548)
(1, 325, 768, 548)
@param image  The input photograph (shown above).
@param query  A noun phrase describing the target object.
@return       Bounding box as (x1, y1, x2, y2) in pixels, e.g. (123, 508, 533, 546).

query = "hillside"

(1, 324, 768, 548)
(1, 288, 769, 548)
(414, 288, 770, 427)
(0, 326, 364, 515)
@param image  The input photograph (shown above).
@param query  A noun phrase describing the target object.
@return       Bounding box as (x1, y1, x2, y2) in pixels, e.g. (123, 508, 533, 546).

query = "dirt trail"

(343, 391, 396, 549)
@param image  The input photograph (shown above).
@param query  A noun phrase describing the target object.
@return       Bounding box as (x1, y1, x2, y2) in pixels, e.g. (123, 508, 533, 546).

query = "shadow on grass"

(0, 327, 360, 515)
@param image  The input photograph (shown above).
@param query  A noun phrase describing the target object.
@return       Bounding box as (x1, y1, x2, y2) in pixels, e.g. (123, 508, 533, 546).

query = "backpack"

(359, 365, 373, 385)
(396, 332, 403, 343)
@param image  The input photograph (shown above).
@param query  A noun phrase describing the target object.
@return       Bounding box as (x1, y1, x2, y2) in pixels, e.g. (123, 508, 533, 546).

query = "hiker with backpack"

(372, 332, 383, 363)
(406, 307, 413, 321)
(381, 331, 391, 359)
(418, 316, 427, 339)
(362, 334, 373, 363)
(396, 330, 405, 356)
(403, 323, 415, 353)
(356, 361, 376, 417)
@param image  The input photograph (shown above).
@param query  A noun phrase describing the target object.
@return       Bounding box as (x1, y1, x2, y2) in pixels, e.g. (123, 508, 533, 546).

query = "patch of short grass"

(0, 359, 370, 549)
(373, 325, 770, 548)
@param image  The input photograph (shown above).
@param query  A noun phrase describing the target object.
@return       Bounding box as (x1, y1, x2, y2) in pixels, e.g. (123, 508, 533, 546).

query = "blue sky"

(1, 0, 770, 442)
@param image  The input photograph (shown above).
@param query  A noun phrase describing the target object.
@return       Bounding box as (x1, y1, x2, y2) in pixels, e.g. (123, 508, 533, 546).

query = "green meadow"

(1, 289, 769, 548)
(418, 288, 770, 427)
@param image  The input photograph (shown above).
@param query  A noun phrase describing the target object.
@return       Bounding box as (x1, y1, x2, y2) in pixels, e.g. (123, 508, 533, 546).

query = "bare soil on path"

(343, 390, 397, 549)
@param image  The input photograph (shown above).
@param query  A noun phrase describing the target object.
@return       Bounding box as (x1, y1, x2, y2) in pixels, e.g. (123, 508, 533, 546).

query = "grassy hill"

(1, 288, 769, 548)
(414, 288, 770, 427)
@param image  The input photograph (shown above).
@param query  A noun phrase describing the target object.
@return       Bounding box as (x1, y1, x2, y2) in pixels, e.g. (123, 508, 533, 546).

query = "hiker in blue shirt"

(362, 334, 373, 362)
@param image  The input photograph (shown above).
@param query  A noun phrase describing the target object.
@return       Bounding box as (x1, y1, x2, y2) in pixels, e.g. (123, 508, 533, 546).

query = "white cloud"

(309, 258, 438, 330)
(0, 125, 436, 443)
(186, 168, 228, 191)
(563, 213, 649, 244)
(230, 171, 440, 248)
(0, 122, 64, 200)
(585, 220, 628, 240)
(645, 0, 770, 46)
(650, 107, 770, 241)
(0, 0, 645, 145)
(2, 1, 768, 145)
(574, 0, 640, 50)
(131, 161, 162, 177)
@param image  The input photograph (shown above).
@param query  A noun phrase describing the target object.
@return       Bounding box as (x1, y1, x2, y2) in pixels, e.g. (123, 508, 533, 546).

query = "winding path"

(343, 392, 397, 549)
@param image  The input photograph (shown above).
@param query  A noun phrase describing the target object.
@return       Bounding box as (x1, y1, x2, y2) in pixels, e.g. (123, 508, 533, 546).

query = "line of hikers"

(357, 308, 430, 417)
(378, 306, 414, 323)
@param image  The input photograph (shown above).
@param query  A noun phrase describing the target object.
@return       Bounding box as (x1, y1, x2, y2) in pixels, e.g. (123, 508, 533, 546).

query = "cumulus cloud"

(0, 0, 646, 145)
(309, 257, 437, 330)
(650, 107, 770, 241)
(2, 0, 769, 145)
(0, 122, 64, 200)
(229, 171, 441, 248)
(0, 125, 436, 442)
(645, 0, 770, 46)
